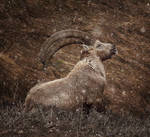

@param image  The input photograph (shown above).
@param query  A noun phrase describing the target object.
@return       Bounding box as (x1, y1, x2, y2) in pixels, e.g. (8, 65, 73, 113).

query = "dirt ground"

(0, 0, 150, 136)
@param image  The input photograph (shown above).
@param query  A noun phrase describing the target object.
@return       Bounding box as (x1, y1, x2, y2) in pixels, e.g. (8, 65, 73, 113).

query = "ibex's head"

(39, 29, 117, 65)
(81, 40, 117, 61)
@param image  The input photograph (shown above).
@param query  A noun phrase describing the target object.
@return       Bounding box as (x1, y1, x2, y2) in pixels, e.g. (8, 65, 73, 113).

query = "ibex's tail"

(39, 29, 94, 65)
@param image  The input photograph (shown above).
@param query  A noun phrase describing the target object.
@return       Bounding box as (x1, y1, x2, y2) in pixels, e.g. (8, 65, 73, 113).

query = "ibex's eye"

(96, 44, 101, 48)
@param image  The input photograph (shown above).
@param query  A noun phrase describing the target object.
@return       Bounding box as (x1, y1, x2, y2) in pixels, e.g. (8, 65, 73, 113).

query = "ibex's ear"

(80, 50, 90, 60)
(82, 44, 89, 50)
(80, 44, 90, 59)
(94, 40, 101, 48)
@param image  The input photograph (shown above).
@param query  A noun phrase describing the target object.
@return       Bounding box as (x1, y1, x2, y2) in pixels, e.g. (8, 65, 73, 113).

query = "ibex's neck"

(84, 56, 105, 77)
(68, 55, 106, 80)
(80, 52, 100, 61)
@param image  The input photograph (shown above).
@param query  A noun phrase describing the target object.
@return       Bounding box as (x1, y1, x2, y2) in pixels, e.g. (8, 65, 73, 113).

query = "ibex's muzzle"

(111, 45, 118, 55)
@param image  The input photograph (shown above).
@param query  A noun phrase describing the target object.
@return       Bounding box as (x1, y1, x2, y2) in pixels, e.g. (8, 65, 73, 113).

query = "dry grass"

(0, 103, 150, 137)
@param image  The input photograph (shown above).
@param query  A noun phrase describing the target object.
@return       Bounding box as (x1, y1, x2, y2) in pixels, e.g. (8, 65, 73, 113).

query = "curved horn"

(39, 29, 94, 65)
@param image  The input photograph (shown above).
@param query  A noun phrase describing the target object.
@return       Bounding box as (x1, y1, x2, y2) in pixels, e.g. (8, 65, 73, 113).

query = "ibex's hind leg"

(24, 98, 33, 113)
(24, 98, 38, 113)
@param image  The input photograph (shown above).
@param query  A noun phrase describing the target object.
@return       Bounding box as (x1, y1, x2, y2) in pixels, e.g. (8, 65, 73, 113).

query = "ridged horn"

(39, 29, 94, 65)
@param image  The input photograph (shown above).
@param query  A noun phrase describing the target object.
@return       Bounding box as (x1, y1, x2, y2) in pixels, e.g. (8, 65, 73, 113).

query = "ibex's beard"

(101, 55, 112, 61)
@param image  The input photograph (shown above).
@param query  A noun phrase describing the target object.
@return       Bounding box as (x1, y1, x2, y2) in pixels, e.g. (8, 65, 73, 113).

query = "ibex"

(24, 29, 117, 112)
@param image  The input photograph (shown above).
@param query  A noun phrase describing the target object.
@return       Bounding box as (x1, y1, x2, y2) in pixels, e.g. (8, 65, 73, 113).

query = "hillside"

(0, 0, 150, 136)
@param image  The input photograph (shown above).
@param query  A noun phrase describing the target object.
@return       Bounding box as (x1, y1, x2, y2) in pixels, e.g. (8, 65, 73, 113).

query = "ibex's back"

(24, 29, 117, 112)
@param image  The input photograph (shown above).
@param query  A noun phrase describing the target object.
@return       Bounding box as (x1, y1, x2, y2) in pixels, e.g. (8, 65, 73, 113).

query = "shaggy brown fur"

(24, 30, 117, 112)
